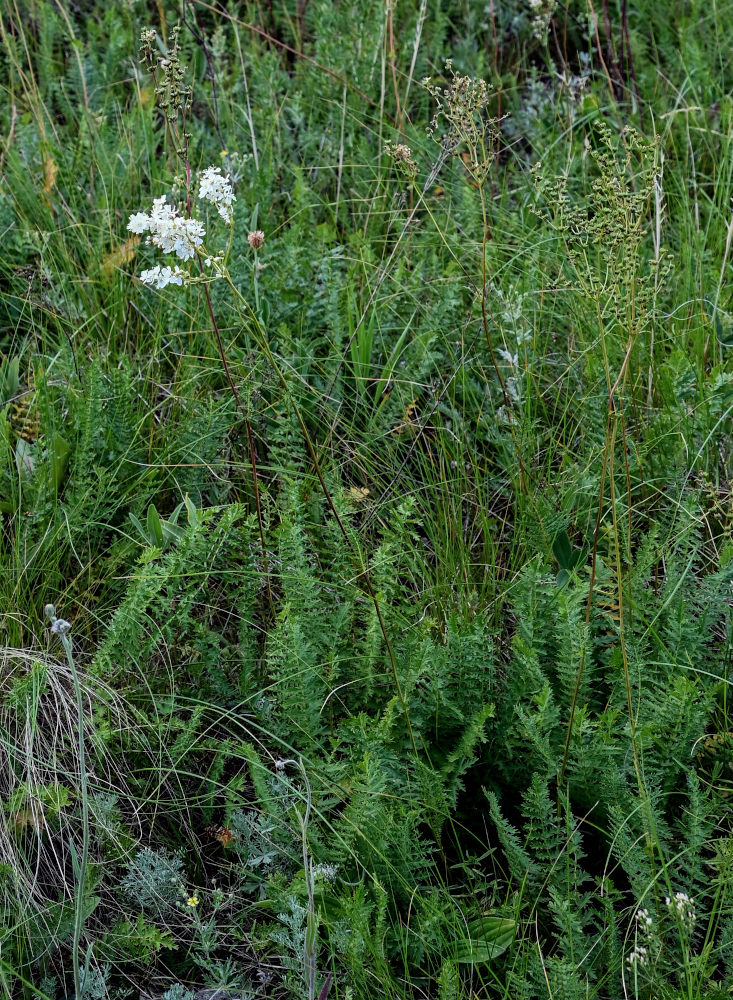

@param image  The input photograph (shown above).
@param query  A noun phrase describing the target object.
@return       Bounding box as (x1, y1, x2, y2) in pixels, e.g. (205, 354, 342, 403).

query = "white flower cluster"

(527, 0, 556, 41)
(198, 166, 236, 222)
(665, 891, 696, 927)
(128, 195, 205, 261)
(312, 862, 339, 882)
(128, 165, 236, 291)
(626, 944, 649, 968)
(139, 264, 186, 289)
(626, 905, 655, 973)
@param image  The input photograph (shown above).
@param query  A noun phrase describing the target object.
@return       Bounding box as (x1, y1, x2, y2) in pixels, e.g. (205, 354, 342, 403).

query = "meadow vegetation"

(0, 1, 732, 998)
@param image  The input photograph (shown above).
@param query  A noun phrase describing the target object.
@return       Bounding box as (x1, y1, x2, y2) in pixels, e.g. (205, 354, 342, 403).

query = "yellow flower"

(187, 895, 199, 907)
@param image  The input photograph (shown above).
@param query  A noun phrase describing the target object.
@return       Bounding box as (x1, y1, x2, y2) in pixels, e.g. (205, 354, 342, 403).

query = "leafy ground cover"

(1, 1, 732, 998)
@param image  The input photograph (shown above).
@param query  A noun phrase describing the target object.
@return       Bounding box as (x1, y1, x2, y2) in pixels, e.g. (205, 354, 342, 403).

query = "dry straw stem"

(0, 646, 147, 905)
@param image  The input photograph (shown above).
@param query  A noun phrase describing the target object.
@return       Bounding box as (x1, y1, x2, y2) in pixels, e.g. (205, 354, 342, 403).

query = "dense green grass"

(1, 1, 732, 999)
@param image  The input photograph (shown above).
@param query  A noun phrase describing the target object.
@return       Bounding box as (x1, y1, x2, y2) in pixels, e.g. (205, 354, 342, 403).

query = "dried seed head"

(139, 28, 157, 68)
(248, 230, 265, 250)
(384, 142, 418, 180)
(423, 61, 501, 184)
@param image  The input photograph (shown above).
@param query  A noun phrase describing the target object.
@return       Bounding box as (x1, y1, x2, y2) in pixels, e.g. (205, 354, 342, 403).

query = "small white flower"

(139, 265, 186, 289)
(198, 165, 236, 222)
(127, 212, 151, 234)
(132, 196, 206, 261)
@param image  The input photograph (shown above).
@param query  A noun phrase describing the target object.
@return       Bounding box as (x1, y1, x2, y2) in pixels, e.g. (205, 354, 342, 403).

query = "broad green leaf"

(454, 915, 515, 963)
(552, 529, 572, 569)
(50, 433, 70, 492)
(146, 504, 164, 548)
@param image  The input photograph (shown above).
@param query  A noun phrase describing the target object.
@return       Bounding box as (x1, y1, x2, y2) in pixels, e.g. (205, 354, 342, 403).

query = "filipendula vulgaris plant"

(531, 123, 680, 957)
(129, 27, 418, 760)
(130, 25, 274, 621)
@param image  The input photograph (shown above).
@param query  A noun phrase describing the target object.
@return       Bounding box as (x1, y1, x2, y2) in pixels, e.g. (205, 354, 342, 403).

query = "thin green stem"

(477, 183, 530, 497)
(198, 258, 275, 620)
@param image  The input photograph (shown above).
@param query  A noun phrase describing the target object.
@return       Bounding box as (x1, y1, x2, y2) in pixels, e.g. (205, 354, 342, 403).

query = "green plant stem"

(198, 256, 275, 620)
(252, 247, 261, 317)
(477, 182, 530, 497)
(158, 61, 275, 622)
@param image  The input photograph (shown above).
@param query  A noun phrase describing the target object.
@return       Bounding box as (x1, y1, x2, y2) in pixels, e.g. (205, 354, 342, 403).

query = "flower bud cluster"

(527, 0, 557, 42)
(45, 603, 72, 635)
(626, 905, 655, 974)
(625, 944, 648, 968)
(665, 891, 696, 928)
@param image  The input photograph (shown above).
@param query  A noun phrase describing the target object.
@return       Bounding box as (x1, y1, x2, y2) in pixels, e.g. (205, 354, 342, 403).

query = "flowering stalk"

(45, 605, 88, 1000)
(128, 162, 275, 616)
(248, 229, 265, 318)
(129, 28, 411, 737)
(196, 249, 275, 617)
(131, 30, 277, 616)
(127, 187, 415, 752)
